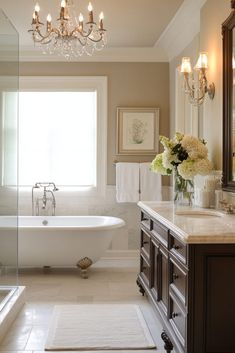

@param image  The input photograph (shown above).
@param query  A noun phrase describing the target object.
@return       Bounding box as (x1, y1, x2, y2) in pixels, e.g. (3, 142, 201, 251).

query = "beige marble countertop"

(138, 201, 235, 244)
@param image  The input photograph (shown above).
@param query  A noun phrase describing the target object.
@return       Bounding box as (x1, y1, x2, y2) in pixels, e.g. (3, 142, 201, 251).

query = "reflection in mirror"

(233, 28, 235, 181)
(222, 2, 235, 191)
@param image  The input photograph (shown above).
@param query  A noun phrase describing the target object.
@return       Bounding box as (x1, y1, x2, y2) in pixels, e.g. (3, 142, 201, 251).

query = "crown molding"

(18, 46, 169, 63)
(155, 0, 207, 61)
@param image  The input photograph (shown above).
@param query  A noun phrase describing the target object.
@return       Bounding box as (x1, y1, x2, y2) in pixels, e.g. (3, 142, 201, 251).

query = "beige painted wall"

(19, 62, 169, 185)
(170, 0, 231, 172)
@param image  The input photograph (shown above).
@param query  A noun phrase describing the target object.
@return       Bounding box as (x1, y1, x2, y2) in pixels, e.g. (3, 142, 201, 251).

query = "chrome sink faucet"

(32, 182, 59, 216)
(219, 200, 235, 214)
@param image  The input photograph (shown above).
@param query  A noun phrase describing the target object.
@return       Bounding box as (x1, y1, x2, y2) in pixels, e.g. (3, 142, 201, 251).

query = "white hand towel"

(140, 162, 162, 201)
(116, 163, 140, 203)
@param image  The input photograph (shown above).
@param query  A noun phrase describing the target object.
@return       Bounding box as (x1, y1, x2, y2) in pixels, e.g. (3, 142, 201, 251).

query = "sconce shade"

(181, 57, 192, 73)
(195, 52, 208, 70)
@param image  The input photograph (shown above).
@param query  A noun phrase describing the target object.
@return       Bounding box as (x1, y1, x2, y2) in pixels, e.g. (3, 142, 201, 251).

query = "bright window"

(19, 91, 96, 186)
(18, 76, 107, 194)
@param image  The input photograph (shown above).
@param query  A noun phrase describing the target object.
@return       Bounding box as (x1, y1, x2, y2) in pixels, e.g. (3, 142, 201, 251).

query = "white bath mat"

(45, 304, 156, 351)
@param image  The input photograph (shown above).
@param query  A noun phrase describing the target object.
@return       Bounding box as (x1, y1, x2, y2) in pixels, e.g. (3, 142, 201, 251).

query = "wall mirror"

(222, 0, 235, 191)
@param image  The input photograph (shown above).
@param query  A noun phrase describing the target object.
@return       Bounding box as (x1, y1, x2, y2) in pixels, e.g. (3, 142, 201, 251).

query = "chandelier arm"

(71, 27, 93, 38)
(78, 37, 87, 46)
(32, 28, 60, 44)
(87, 34, 105, 43)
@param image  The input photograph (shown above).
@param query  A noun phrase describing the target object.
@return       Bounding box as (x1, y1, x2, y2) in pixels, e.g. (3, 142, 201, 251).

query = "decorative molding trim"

(155, 0, 207, 61)
(18, 46, 169, 63)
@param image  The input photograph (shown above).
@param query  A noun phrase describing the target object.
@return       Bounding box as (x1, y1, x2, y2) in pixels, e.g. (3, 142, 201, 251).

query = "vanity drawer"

(141, 229, 151, 258)
(169, 294, 186, 347)
(152, 220, 168, 247)
(170, 258, 187, 305)
(140, 256, 150, 287)
(141, 212, 152, 231)
(170, 232, 187, 265)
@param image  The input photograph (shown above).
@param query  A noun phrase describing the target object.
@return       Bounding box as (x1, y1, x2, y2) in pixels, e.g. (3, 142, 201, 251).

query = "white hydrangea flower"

(181, 135, 208, 159)
(150, 132, 212, 179)
(162, 150, 177, 170)
(150, 153, 171, 175)
(174, 132, 184, 142)
(177, 159, 197, 180)
(195, 158, 213, 175)
(160, 135, 176, 150)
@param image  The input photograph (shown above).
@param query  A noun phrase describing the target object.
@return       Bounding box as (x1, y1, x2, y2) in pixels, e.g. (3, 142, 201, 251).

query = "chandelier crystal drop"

(29, 0, 107, 59)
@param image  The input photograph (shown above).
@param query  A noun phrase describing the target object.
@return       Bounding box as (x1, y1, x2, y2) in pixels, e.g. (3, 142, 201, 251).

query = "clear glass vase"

(173, 168, 194, 207)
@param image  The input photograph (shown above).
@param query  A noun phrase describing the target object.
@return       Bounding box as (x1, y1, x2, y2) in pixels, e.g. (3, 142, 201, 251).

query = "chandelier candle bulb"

(34, 3, 40, 13)
(88, 2, 94, 23)
(33, 3, 40, 24)
(46, 14, 52, 31)
(32, 12, 37, 25)
(60, 0, 66, 20)
(79, 13, 84, 29)
(99, 12, 104, 30)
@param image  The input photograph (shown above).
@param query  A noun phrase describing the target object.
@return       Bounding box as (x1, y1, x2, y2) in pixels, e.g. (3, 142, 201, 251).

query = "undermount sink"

(175, 209, 224, 217)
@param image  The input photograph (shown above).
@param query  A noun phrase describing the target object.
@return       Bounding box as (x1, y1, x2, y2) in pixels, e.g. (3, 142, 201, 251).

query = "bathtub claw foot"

(76, 257, 93, 279)
(81, 269, 88, 279)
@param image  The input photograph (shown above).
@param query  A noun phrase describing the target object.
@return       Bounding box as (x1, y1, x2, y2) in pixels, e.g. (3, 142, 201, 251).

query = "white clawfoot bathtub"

(0, 216, 125, 268)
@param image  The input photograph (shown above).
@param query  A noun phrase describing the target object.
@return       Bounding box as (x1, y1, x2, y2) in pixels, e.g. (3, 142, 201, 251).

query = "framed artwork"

(116, 107, 159, 155)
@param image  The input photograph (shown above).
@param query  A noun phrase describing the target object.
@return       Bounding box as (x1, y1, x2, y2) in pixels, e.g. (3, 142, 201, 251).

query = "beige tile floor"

(0, 259, 173, 353)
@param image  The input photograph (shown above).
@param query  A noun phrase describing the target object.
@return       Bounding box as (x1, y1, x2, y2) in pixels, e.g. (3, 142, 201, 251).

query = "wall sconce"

(180, 52, 215, 106)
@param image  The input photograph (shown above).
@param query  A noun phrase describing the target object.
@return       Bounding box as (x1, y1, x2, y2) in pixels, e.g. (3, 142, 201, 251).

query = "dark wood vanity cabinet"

(137, 209, 235, 353)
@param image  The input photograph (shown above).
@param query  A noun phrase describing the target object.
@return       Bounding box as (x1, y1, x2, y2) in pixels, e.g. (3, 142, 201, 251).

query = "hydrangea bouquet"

(151, 132, 212, 205)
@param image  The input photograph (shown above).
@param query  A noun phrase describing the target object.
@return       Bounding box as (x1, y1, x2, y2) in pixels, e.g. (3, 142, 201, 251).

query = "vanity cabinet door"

(158, 245, 168, 316)
(140, 255, 150, 287)
(150, 238, 168, 317)
(150, 238, 160, 301)
(141, 229, 151, 260)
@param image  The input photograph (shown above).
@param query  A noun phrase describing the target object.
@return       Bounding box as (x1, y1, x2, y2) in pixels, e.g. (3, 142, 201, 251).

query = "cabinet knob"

(173, 273, 179, 280)
(172, 312, 178, 318)
(173, 244, 180, 250)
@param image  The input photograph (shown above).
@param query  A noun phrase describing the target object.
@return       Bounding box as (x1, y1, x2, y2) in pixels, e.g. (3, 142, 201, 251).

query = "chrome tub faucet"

(32, 182, 59, 216)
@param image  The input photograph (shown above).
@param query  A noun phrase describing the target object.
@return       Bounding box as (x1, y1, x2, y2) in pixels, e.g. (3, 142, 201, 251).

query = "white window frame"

(175, 67, 199, 136)
(19, 76, 107, 197)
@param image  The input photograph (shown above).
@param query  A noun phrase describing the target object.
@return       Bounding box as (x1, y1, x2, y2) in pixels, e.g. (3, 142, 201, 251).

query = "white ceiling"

(0, 0, 206, 62)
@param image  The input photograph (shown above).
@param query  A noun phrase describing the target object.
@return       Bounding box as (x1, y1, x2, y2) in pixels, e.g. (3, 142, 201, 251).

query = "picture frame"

(116, 107, 159, 155)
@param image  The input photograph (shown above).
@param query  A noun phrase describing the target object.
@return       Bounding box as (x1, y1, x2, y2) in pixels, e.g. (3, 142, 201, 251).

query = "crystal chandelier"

(29, 0, 107, 59)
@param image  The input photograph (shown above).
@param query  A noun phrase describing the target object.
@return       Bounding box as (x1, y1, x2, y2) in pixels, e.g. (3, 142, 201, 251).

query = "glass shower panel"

(0, 10, 18, 295)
